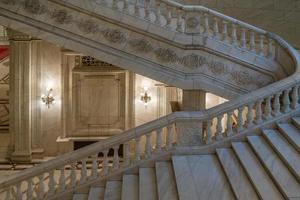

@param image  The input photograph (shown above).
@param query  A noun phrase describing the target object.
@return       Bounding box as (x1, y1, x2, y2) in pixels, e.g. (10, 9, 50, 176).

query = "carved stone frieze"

(128, 39, 153, 53)
(208, 60, 228, 75)
(77, 19, 99, 34)
(23, 0, 46, 15)
(186, 17, 199, 29)
(102, 29, 127, 43)
(154, 48, 179, 64)
(180, 54, 207, 69)
(51, 9, 72, 25)
(230, 71, 252, 85)
(0, 0, 15, 5)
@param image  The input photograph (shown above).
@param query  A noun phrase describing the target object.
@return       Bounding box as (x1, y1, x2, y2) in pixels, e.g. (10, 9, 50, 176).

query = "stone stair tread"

(216, 148, 260, 200)
(139, 168, 158, 200)
(277, 123, 300, 152)
(172, 155, 234, 200)
(104, 181, 122, 200)
(232, 142, 284, 200)
(73, 194, 88, 200)
(155, 161, 179, 200)
(263, 129, 300, 181)
(121, 174, 139, 200)
(247, 136, 300, 199)
(292, 117, 300, 130)
(88, 187, 105, 200)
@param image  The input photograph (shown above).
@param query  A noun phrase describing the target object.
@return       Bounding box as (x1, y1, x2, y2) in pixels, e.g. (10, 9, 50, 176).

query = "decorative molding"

(186, 17, 199, 29)
(208, 60, 228, 75)
(77, 19, 99, 34)
(50, 9, 72, 25)
(180, 54, 207, 69)
(154, 48, 179, 64)
(23, 0, 46, 15)
(128, 39, 153, 53)
(102, 29, 127, 43)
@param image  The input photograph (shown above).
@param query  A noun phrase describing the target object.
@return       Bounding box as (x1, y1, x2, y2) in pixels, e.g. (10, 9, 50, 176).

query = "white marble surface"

(248, 136, 300, 198)
(232, 142, 284, 200)
(216, 148, 260, 200)
(155, 161, 179, 200)
(88, 187, 105, 200)
(172, 155, 234, 200)
(278, 123, 300, 152)
(104, 181, 122, 200)
(263, 129, 300, 181)
(139, 168, 158, 200)
(121, 175, 139, 200)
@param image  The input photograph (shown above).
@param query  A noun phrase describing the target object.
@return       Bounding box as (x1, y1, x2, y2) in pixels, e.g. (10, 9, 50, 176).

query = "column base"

(11, 151, 32, 163)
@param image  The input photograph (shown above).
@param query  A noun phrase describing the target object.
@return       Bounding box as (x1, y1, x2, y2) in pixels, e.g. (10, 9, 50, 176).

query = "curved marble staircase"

(73, 119, 300, 200)
(0, 0, 300, 199)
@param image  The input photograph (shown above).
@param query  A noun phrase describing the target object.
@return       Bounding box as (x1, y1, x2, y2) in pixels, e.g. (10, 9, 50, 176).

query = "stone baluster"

(16, 182, 22, 200)
(113, 146, 120, 170)
(273, 93, 281, 116)
(213, 17, 219, 38)
(144, 0, 151, 20)
(267, 38, 273, 58)
(70, 163, 77, 187)
(250, 31, 256, 52)
(264, 96, 272, 119)
(91, 154, 98, 179)
(259, 35, 265, 56)
(154, 2, 161, 25)
(255, 100, 263, 124)
(216, 115, 223, 140)
(48, 170, 56, 195)
(291, 85, 299, 109)
(156, 128, 162, 152)
(237, 107, 244, 132)
(231, 23, 238, 46)
(37, 174, 45, 199)
(5, 187, 11, 200)
(112, 0, 118, 9)
(204, 13, 210, 35)
(135, 137, 141, 161)
(247, 103, 254, 127)
(165, 6, 172, 28)
(59, 167, 66, 191)
(240, 28, 247, 49)
(123, 142, 130, 166)
(222, 21, 228, 42)
(102, 149, 109, 175)
(134, 0, 140, 16)
(27, 179, 33, 200)
(283, 89, 291, 113)
(205, 119, 213, 144)
(176, 10, 183, 32)
(145, 133, 152, 158)
(80, 158, 87, 183)
(123, 0, 129, 13)
(166, 125, 174, 149)
(226, 112, 233, 136)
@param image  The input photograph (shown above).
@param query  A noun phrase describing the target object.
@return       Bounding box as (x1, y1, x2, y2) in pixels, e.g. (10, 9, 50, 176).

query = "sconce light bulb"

(143, 86, 149, 91)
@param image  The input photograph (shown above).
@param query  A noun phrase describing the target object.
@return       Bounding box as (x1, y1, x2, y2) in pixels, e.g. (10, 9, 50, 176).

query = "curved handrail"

(0, 0, 300, 199)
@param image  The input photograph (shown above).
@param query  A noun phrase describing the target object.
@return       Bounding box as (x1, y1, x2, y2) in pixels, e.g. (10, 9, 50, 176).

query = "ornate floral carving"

(77, 19, 99, 34)
(102, 29, 127, 43)
(208, 61, 228, 75)
(0, 0, 15, 5)
(186, 17, 199, 29)
(23, 0, 46, 15)
(180, 54, 207, 69)
(154, 48, 179, 63)
(51, 9, 72, 25)
(230, 71, 252, 85)
(128, 39, 153, 53)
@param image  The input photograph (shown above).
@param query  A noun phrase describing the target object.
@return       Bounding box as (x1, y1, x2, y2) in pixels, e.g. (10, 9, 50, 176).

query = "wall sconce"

(140, 86, 151, 106)
(41, 88, 55, 108)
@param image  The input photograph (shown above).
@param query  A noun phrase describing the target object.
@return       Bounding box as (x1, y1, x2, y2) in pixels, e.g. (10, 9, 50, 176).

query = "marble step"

(121, 174, 139, 200)
(88, 187, 105, 200)
(232, 142, 284, 200)
(247, 136, 300, 199)
(104, 181, 122, 200)
(73, 194, 88, 200)
(263, 129, 300, 182)
(277, 123, 300, 152)
(172, 155, 234, 200)
(139, 168, 158, 200)
(155, 161, 179, 200)
(292, 117, 300, 130)
(216, 148, 260, 200)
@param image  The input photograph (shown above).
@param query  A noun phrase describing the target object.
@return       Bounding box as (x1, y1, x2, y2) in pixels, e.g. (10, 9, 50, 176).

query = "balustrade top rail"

(0, 0, 300, 196)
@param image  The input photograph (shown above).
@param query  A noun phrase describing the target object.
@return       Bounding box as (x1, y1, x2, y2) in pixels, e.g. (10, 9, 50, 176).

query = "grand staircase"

(72, 119, 300, 200)
(0, 0, 300, 199)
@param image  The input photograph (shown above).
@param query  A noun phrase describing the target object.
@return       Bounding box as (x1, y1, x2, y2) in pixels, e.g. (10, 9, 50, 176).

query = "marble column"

(9, 30, 33, 162)
(177, 90, 206, 146)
